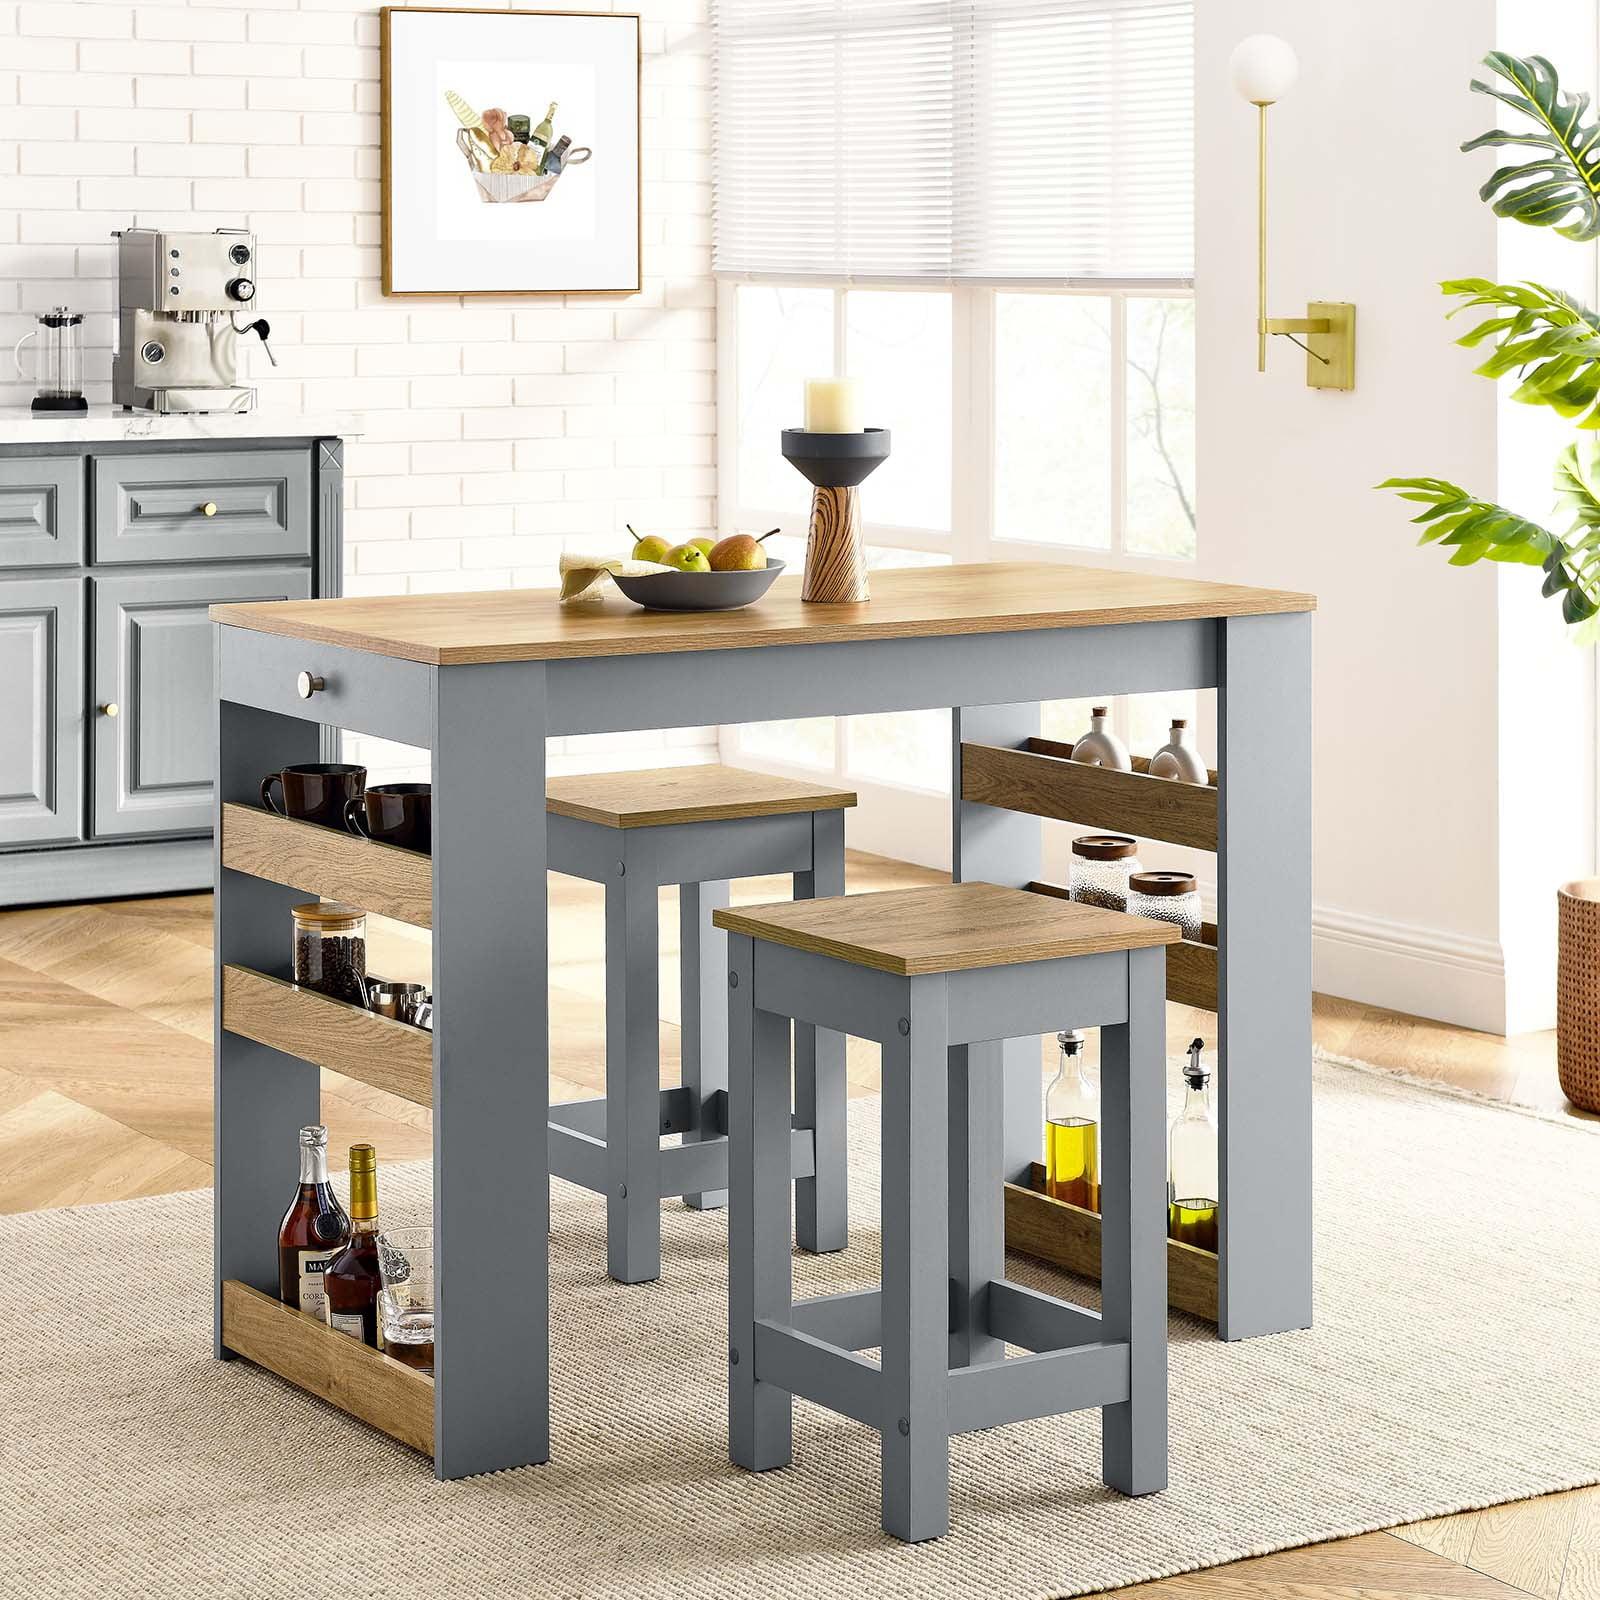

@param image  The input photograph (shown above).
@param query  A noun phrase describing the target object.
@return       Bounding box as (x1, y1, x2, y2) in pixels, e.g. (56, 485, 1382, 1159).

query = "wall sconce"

(1230, 33, 1356, 390)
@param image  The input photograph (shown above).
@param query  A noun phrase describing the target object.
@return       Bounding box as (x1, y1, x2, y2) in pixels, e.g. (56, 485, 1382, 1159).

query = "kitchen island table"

(210, 562, 1313, 1479)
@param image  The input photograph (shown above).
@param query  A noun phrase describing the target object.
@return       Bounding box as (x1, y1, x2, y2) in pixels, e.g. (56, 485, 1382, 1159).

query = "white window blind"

(712, 0, 1193, 285)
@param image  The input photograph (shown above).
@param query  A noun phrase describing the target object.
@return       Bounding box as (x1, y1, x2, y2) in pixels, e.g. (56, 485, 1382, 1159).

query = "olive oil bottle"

(1168, 1038, 1219, 1252)
(1045, 1029, 1099, 1211)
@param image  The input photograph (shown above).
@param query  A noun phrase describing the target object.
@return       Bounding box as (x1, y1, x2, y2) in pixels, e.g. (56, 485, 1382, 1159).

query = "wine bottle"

(278, 1125, 350, 1319)
(323, 1143, 383, 1347)
(531, 100, 557, 159)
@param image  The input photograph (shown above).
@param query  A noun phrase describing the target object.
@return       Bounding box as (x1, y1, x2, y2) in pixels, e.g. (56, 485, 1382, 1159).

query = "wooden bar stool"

(546, 764, 856, 1284)
(715, 881, 1175, 1543)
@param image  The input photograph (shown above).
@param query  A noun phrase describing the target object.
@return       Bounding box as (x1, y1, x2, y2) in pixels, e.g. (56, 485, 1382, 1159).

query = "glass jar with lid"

(1125, 870, 1202, 939)
(291, 902, 368, 1006)
(1069, 833, 1142, 910)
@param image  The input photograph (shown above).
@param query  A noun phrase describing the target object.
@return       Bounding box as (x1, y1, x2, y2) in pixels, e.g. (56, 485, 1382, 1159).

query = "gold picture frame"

(380, 6, 642, 297)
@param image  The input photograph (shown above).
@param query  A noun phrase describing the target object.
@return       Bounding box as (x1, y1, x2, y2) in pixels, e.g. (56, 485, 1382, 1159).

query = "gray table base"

(726, 932, 1169, 1543)
(546, 806, 848, 1282)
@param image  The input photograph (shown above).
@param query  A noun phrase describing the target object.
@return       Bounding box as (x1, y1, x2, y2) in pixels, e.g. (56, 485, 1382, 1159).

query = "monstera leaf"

(1464, 53, 1600, 240)
(1379, 443, 1600, 626)
(1440, 277, 1600, 424)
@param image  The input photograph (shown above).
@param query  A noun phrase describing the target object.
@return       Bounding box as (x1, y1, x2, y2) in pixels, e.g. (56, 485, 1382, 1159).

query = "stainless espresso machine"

(112, 227, 274, 413)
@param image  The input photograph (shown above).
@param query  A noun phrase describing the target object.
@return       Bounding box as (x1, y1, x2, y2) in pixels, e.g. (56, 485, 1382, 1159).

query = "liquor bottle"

(540, 133, 572, 176)
(530, 100, 557, 161)
(323, 1143, 383, 1347)
(278, 1125, 350, 1319)
(1071, 706, 1132, 770)
(1044, 1029, 1099, 1211)
(1168, 1038, 1219, 1252)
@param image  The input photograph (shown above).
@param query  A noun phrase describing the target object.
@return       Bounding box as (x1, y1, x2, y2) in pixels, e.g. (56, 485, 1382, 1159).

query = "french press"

(14, 307, 88, 414)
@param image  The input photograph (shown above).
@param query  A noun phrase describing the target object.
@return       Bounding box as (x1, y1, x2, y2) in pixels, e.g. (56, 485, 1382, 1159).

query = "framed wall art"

(380, 6, 641, 296)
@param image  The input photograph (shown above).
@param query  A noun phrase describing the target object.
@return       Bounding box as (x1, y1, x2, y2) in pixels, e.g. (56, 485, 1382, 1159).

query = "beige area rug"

(5, 1057, 1600, 1600)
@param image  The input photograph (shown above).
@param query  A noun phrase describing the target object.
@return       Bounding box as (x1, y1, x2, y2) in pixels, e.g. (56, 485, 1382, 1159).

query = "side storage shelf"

(222, 964, 432, 1106)
(1005, 1165, 1218, 1322)
(221, 1281, 434, 1455)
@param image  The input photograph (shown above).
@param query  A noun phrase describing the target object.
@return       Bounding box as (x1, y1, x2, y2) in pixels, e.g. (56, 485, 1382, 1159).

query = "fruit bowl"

(613, 560, 787, 613)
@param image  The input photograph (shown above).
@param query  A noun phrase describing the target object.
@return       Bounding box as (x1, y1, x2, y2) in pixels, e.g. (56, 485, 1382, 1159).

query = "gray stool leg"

(880, 976, 951, 1542)
(680, 877, 730, 1211)
(728, 932, 795, 1471)
(1099, 944, 1169, 1496)
(947, 1041, 1003, 1368)
(605, 864, 662, 1283)
(794, 808, 848, 1253)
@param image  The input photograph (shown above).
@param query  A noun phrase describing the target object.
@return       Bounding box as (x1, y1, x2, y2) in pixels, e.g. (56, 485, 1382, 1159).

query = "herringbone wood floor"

(0, 853, 1592, 1599)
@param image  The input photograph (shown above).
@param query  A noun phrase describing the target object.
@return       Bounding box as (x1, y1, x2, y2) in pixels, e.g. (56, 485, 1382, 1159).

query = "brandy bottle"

(278, 1125, 350, 1319)
(323, 1143, 383, 1347)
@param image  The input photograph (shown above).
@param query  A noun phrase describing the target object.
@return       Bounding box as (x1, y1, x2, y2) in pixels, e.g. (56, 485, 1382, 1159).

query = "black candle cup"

(780, 427, 891, 488)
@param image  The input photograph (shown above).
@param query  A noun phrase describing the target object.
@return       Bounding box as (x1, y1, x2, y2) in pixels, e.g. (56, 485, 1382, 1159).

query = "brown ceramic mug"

(345, 782, 432, 854)
(261, 763, 367, 829)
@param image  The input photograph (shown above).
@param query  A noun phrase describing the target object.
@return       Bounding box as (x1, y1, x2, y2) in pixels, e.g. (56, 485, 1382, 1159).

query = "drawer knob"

(296, 672, 325, 700)
(100, 702, 119, 718)
(201, 501, 218, 517)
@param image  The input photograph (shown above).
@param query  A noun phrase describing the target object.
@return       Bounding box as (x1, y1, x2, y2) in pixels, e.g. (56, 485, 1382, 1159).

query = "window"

(713, 0, 1196, 827)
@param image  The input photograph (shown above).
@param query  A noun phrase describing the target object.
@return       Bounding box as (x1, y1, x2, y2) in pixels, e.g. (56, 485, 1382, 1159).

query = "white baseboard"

(1311, 905, 1506, 1035)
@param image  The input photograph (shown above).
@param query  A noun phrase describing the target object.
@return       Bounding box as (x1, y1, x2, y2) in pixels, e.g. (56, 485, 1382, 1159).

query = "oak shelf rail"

(1004, 1164, 1219, 1322)
(221, 964, 433, 1107)
(221, 802, 433, 928)
(221, 1280, 434, 1456)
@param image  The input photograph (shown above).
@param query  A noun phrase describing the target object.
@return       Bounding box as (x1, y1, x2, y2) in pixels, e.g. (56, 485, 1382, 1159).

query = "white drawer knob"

(296, 672, 324, 700)
(201, 501, 218, 517)
(100, 702, 119, 718)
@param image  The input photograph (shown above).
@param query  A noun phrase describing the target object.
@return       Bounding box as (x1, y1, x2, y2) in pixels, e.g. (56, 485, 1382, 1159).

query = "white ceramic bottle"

(1071, 705, 1132, 770)
(1149, 717, 1208, 783)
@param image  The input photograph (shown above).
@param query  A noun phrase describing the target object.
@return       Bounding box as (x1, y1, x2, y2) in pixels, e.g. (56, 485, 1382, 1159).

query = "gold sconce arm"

(1253, 99, 1356, 389)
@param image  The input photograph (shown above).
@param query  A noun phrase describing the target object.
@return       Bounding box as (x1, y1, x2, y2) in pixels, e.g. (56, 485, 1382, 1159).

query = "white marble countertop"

(0, 408, 364, 446)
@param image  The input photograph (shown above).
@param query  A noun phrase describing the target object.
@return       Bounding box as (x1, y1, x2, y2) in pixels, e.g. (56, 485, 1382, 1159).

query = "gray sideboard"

(0, 430, 346, 907)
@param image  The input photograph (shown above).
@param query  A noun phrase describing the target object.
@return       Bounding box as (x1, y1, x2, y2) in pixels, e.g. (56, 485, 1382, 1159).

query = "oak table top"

(211, 562, 1316, 667)
(713, 881, 1179, 977)
(545, 763, 856, 830)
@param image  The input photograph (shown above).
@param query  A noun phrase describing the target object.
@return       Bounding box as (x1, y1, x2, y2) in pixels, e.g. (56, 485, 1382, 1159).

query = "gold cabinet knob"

(296, 672, 324, 700)
(100, 703, 119, 718)
(201, 501, 218, 517)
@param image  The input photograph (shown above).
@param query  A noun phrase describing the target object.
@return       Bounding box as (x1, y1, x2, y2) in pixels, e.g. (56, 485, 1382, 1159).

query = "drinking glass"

(376, 1227, 434, 1375)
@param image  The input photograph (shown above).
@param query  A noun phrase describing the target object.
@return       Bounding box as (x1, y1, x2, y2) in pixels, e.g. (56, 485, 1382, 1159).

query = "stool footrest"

(790, 1288, 881, 1351)
(550, 1116, 816, 1197)
(754, 1319, 881, 1429)
(946, 1342, 1129, 1435)
(987, 1280, 1105, 1351)
(549, 1088, 696, 1141)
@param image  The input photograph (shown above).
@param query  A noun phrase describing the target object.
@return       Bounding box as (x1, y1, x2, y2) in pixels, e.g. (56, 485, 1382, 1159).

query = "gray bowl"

(613, 559, 786, 613)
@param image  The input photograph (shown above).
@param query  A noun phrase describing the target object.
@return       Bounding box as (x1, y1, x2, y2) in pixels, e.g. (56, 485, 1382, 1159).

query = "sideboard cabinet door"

(91, 565, 312, 839)
(0, 576, 85, 846)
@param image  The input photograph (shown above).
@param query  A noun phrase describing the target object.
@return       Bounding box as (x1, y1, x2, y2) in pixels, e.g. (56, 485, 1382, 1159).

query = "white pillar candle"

(803, 377, 862, 433)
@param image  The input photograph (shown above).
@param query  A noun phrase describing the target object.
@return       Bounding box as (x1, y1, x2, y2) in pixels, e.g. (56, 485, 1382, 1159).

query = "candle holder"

(781, 427, 890, 603)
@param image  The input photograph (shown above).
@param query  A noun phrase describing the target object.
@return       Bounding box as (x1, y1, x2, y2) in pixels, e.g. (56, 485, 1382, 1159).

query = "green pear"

(663, 542, 711, 573)
(631, 533, 671, 564)
(689, 536, 716, 558)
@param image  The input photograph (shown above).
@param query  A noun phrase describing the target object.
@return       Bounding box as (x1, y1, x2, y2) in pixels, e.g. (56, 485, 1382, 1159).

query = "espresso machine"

(112, 227, 274, 413)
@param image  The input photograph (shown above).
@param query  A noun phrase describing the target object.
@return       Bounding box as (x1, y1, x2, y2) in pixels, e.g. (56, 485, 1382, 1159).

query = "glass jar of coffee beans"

(1069, 834, 1142, 910)
(1125, 871, 1203, 939)
(292, 902, 368, 1006)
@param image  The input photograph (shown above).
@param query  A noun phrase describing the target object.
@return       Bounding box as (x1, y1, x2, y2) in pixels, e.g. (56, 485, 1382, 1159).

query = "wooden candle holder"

(781, 428, 891, 604)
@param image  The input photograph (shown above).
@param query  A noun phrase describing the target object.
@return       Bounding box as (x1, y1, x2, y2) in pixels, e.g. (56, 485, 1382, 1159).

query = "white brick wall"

(0, 0, 719, 775)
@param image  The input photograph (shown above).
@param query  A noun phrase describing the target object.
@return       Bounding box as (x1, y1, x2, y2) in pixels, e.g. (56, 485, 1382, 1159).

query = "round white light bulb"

(1229, 33, 1299, 104)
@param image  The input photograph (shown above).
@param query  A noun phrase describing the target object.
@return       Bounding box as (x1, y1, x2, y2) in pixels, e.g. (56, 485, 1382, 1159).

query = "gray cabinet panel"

(0, 456, 85, 568)
(0, 576, 84, 846)
(92, 564, 311, 839)
(94, 449, 312, 564)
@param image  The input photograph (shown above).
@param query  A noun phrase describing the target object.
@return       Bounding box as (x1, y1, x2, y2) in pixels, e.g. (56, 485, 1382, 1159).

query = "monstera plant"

(1381, 53, 1600, 634)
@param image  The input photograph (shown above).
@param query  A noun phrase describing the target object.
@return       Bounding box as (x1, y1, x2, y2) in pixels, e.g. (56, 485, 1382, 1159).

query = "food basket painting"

(380, 6, 640, 296)
(446, 88, 593, 204)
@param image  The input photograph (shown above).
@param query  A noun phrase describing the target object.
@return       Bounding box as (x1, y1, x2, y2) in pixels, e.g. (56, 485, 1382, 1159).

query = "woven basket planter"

(1557, 879, 1600, 1112)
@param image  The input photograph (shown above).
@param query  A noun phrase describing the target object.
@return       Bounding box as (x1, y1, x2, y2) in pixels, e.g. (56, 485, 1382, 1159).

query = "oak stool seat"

(546, 764, 857, 1284)
(715, 881, 1175, 1542)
